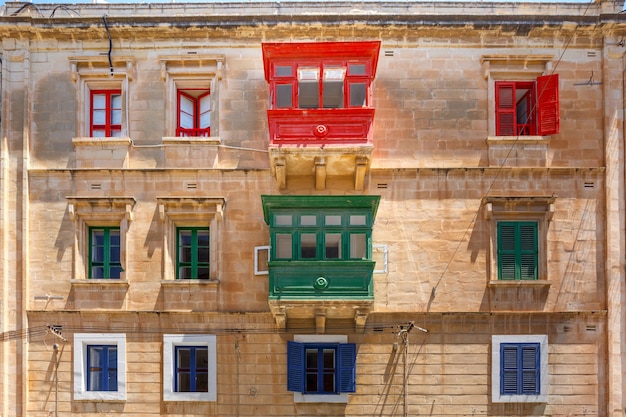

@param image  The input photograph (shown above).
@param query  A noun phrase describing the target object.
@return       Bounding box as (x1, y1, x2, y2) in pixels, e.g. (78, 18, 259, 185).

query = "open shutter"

(495, 82, 516, 136)
(536, 74, 559, 135)
(501, 345, 519, 394)
(497, 223, 517, 280)
(287, 341, 304, 393)
(199, 92, 211, 131)
(519, 223, 538, 280)
(521, 344, 540, 394)
(337, 343, 356, 393)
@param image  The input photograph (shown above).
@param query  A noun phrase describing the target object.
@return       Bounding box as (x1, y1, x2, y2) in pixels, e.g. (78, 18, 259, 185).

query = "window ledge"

(72, 137, 132, 146)
(163, 136, 221, 145)
(71, 279, 129, 286)
(161, 279, 220, 287)
(488, 280, 551, 287)
(487, 136, 550, 144)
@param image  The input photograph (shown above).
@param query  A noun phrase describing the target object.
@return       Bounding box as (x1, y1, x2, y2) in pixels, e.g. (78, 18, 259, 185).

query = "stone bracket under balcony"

(269, 301, 373, 333)
(269, 146, 373, 190)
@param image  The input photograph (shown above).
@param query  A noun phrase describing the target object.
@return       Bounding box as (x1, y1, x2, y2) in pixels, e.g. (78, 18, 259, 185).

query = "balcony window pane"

(300, 233, 317, 259)
(350, 233, 366, 259)
(349, 82, 367, 107)
(276, 234, 292, 259)
(300, 215, 317, 226)
(348, 63, 367, 75)
(276, 84, 293, 108)
(325, 233, 341, 259)
(350, 214, 367, 226)
(275, 65, 293, 77)
(275, 214, 292, 226)
(325, 215, 342, 226)
(299, 80, 319, 109)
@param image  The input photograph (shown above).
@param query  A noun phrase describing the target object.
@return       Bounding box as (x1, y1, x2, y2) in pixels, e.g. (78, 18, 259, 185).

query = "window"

(89, 227, 122, 279)
(177, 89, 210, 137)
(157, 197, 224, 282)
(67, 197, 135, 281)
(492, 335, 548, 403)
(270, 211, 372, 261)
(176, 227, 210, 279)
(497, 221, 538, 280)
(270, 61, 371, 110)
(163, 334, 217, 402)
(73, 333, 126, 401)
(69, 56, 133, 139)
(159, 54, 223, 138)
(484, 196, 554, 284)
(287, 335, 355, 403)
(90, 90, 122, 137)
(495, 75, 559, 136)
(87, 345, 118, 391)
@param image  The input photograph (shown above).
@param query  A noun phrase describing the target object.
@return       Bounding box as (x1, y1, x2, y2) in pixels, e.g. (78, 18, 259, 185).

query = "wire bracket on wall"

(574, 71, 602, 86)
(47, 325, 67, 342)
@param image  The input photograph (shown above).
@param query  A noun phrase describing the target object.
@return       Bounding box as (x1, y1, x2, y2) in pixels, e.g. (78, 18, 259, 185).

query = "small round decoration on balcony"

(314, 276, 329, 290)
(313, 124, 329, 138)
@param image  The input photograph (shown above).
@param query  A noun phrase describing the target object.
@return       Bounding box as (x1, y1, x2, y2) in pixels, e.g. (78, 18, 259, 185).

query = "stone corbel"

(315, 157, 327, 191)
(315, 309, 327, 334)
(125, 204, 134, 222)
(160, 61, 167, 82)
(275, 158, 286, 190)
(216, 202, 223, 222)
(158, 203, 166, 222)
(217, 61, 223, 80)
(355, 157, 369, 191)
(547, 202, 555, 221)
(68, 203, 76, 221)
(484, 202, 493, 220)
(355, 310, 368, 333)
(70, 62, 78, 82)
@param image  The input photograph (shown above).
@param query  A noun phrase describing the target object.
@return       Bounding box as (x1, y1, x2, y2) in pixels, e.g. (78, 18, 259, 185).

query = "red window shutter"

(495, 82, 516, 136)
(536, 74, 559, 135)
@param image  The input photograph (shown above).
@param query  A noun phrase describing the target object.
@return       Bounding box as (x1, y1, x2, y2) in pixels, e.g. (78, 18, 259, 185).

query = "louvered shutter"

(501, 345, 519, 394)
(287, 341, 305, 393)
(497, 223, 517, 280)
(519, 223, 538, 280)
(337, 343, 356, 393)
(495, 82, 516, 136)
(521, 345, 540, 394)
(536, 74, 559, 135)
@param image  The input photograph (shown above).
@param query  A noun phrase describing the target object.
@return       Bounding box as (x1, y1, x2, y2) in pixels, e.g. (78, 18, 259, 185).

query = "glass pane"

(305, 374, 318, 392)
(109, 230, 120, 246)
(325, 233, 341, 259)
(325, 215, 342, 226)
(178, 373, 191, 392)
(180, 112, 194, 129)
(92, 246, 104, 263)
(349, 82, 367, 107)
(109, 247, 120, 263)
(299, 68, 319, 81)
(298, 81, 319, 109)
(180, 247, 192, 263)
(92, 94, 106, 109)
(275, 65, 292, 77)
(324, 67, 346, 81)
(197, 268, 210, 279)
(196, 374, 208, 392)
(197, 230, 210, 246)
(300, 233, 317, 259)
(276, 84, 293, 108)
(349, 63, 367, 75)
(196, 348, 208, 369)
(300, 215, 316, 226)
(198, 248, 210, 262)
(111, 94, 122, 109)
(91, 266, 104, 278)
(322, 349, 335, 368)
(92, 129, 105, 137)
(180, 95, 195, 128)
(179, 267, 192, 279)
(111, 109, 122, 125)
(323, 80, 343, 108)
(350, 214, 367, 226)
(179, 230, 193, 245)
(177, 348, 191, 368)
(276, 234, 292, 259)
(92, 109, 106, 125)
(199, 95, 211, 128)
(350, 233, 366, 259)
(322, 373, 335, 393)
(109, 266, 122, 279)
(274, 214, 292, 226)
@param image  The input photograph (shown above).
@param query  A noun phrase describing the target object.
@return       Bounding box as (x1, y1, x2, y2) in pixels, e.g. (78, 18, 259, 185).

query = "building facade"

(0, 0, 624, 416)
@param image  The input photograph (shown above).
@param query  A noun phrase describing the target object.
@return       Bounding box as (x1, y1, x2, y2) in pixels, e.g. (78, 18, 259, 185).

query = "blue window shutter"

(501, 343, 540, 395)
(287, 341, 304, 393)
(337, 343, 356, 393)
(521, 345, 540, 394)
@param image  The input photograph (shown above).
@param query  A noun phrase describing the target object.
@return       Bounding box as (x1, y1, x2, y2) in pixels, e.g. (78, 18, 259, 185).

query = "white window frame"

(73, 333, 127, 401)
(492, 334, 548, 403)
(163, 334, 217, 402)
(292, 334, 349, 404)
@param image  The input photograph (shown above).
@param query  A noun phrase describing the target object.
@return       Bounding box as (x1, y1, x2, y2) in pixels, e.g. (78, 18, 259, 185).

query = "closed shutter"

(536, 74, 559, 135)
(495, 82, 516, 136)
(287, 341, 304, 393)
(337, 343, 356, 393)
(497, 223, 517, 280)
(519, 223, 538, 280)
(497, 222, 538, 280)
(501, 343, 540, 395)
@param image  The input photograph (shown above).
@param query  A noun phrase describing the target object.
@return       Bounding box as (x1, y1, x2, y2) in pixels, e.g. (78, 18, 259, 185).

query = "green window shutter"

(497, 222, 538, 280)
(176, 227, 210, 279)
